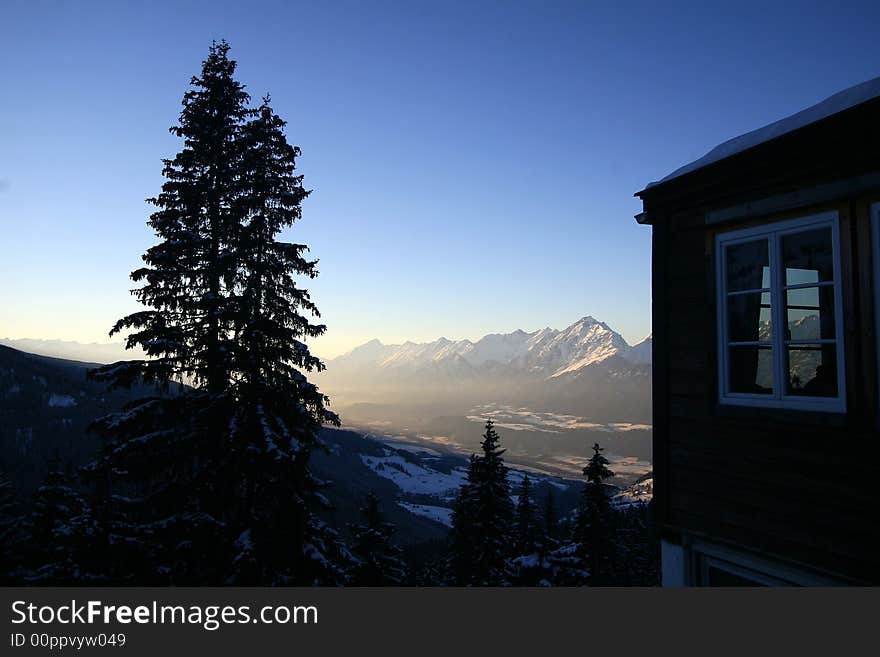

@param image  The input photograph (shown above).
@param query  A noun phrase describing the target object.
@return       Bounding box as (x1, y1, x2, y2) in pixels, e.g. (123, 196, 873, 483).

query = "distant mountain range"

(3, 316, 654, 422)
(326, 316, 651, 383)
(2, 316, 652, 379)
(0, 338, 134, 364)
(318, 316, 653, 423)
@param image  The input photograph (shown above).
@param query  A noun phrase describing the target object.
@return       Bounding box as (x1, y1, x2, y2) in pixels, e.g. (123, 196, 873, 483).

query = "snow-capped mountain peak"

(330, 316, 650, 380)
(540, 317, 631, 377)
(623, 334, 652, 365)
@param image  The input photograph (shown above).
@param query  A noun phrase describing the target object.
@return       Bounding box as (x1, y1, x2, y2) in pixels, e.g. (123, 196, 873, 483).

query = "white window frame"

(716, 210, 846, 412)
(698, 553, 791, 586)
(689, 540, 842, 586)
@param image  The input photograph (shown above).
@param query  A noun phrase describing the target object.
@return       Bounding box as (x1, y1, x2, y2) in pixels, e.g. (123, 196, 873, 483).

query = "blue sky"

(2, 1, 879, 357)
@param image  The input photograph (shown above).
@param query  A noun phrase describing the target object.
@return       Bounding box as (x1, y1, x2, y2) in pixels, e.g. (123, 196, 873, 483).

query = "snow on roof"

(645, 76, 880, 190)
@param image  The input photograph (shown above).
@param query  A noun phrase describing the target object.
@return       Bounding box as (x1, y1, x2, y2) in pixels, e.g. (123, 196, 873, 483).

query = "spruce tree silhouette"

(574, 442, 618, 585)
(514, 474, 537, 556)
(222, 95, 346, 585)
(85, 41, 343, 584)
(350, 492, 406, 586)
(448, 419, 513, 585)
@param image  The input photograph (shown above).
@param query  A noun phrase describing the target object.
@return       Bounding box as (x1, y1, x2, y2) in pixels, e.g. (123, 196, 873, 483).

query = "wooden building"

(635, 78, 880, 585)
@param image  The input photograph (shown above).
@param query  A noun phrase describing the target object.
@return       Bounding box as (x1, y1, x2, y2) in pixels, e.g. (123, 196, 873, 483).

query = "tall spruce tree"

(93, 40, 250, 392)
(223, 96, 345, 585)
(574, 442, 618, 585)
(349, 492, 406, 586)
(85, 42, 343, 584)
(448, 420, 513, 585)
(85, 40, 252, 583)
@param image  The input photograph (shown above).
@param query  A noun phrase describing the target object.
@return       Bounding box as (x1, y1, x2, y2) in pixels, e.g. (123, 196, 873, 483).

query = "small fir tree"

(349, 492, 406, 586)
(509, 475, 554, 585)
(574, 442, 618, 585)
(448, 420, 513, 585)
(514, 475, 537, 555)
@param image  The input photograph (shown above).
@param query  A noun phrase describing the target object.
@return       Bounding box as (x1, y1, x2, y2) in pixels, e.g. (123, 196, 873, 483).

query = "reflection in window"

(781, 226, 836, 397)
(787, 344, 838, 397)
(729, 345, 773, 394)
(726, 240, 770, 292)
(724, 238, 772, 395)
(718, 214, 843, 410)
(782, 227, 834, 285)
(728, 293, 771, 343)
(785, 287, 836, 341)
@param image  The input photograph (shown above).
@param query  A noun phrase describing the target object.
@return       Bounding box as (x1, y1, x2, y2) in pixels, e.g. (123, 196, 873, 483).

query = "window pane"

(728, 292, 771, 342)
(782, 227, 834, 285)
(726, 240, 770, 291)
(787, 344, 838, 397)
(786, 286, 836, 341)
(729, 345, 773, 394)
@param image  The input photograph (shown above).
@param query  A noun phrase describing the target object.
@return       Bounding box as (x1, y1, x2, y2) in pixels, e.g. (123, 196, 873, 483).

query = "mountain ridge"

(330, 316, 652, 381)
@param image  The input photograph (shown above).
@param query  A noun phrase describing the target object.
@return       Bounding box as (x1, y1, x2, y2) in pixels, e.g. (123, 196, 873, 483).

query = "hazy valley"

(3, 315, 653, 482)
(315, 315, 653, 478)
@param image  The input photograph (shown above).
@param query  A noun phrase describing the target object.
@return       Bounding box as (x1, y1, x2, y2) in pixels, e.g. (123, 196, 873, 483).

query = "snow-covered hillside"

(352, 439, 579, 529)
(613, 477, 654, 509)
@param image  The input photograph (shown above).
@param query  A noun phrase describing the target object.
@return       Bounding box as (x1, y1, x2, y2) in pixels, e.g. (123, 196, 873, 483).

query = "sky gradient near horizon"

(2, 1, 880, 358)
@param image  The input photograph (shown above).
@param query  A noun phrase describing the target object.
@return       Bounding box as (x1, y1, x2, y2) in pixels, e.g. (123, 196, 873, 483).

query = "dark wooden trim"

(704, 225, 718, 423)
(854, 195, 880, 430)
(652, 218, 671, 525)
(705, 172, 880, 226)
(712, 402, 851, 426)
(706, 199, 846, 238)
(838, 203, 862, 422)
(668, 525, 866, 585)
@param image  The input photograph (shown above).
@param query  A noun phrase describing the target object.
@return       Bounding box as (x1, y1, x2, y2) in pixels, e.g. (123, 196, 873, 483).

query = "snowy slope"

(334, 432, 579, 531)
(612, 477, 654, 509)
(397, 503, 454, 527)
(360, 450, 467, 499)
